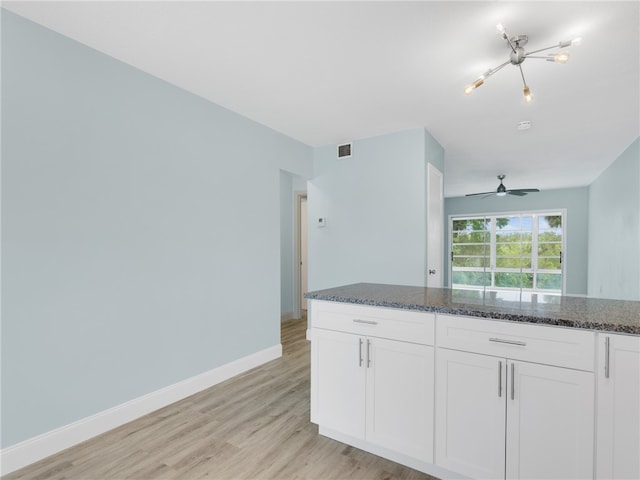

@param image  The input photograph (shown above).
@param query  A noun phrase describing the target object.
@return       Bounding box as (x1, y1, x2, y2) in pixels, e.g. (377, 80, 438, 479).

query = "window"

(450, 212, 564, 294)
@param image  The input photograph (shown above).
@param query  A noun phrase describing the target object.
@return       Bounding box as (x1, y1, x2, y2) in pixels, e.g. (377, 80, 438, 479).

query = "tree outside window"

(451, 213, 563, 294)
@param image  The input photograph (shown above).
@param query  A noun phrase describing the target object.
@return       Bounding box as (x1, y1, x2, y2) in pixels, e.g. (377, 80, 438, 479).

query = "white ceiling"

(3, 1, 639, 197)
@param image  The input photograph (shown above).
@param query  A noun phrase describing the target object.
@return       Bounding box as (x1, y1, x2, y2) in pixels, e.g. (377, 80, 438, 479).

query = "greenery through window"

(451, 213, 563, 294)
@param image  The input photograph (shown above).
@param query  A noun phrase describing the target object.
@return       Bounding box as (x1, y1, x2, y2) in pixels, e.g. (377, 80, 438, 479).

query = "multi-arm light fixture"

(464, 23, 581, 103)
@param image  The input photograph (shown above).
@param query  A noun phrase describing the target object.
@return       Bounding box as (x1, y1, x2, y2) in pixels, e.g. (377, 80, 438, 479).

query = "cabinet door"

(596, 334, 640, 479)
(366, 338, 434, 463)
(506, 360, 594, 480)
(312, 329, 366, 439)
(435, 349, 506, 479)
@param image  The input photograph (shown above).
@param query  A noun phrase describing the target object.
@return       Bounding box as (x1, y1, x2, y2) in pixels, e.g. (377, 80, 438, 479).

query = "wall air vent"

(337, 143, 352, 159)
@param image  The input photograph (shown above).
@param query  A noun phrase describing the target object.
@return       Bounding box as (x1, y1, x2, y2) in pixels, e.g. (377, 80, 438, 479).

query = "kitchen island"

(305, 283, 639, 480)
(305, 282, 640, 334)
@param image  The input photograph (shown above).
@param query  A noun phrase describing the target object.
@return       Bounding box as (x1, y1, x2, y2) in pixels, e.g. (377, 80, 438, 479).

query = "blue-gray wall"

(588, 138, 640, 300)
(444, 187, 589, 296)
(308, 128, 443, 291)
(1, 10, 312, 447)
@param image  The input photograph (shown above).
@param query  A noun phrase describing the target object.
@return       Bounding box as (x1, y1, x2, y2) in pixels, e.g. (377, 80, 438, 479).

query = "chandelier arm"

(524, 43, 562, 56)
(504, 34, 518, 54)
(525, 56, 554, 60)
(518, 65, 528, 87)
(486, 60, 511, 77)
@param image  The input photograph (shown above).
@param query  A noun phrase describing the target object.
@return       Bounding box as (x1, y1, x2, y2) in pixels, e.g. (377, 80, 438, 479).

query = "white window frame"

(448, 208, 567, 295)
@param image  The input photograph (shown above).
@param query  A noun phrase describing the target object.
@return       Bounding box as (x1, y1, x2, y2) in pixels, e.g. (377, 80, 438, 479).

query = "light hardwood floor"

(4, 318, 438, 480)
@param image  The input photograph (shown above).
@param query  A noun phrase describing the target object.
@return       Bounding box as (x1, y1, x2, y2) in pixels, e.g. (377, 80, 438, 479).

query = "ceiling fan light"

(496, 191, 507, 197)
(523, 85, 532, 103)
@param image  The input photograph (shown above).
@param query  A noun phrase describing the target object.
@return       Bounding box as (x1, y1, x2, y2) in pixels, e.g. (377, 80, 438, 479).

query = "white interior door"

(427, 163, 443, 287)
(300, 196, 308, 311)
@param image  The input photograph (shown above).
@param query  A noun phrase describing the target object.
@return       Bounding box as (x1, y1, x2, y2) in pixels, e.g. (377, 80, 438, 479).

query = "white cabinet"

(310, 301, 435, 464)
(435, 349, 506, 478)
(596, 333, 640, 479)
(435, 314, 595, 480)
(313, 328, 366, 439)
(366, 337, 434, 462)
(309, 301, 637, 480)
(505, 360, 594, 480)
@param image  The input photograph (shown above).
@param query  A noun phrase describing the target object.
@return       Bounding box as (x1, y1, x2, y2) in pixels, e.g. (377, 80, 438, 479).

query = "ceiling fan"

(466, 175, 540, 198)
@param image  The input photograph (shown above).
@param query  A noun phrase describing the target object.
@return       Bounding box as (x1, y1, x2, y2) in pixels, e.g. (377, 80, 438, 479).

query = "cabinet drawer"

(436, 314, 595, 371)
(310, 300, 435, 345)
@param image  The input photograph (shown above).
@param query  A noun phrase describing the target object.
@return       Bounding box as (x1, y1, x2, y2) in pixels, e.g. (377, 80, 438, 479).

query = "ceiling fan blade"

(507, 188, 540, 196)
(465, 191, 495, 197)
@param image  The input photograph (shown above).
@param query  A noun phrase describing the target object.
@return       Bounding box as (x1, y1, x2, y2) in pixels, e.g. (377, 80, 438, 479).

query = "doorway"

(294, 192, 308, 319)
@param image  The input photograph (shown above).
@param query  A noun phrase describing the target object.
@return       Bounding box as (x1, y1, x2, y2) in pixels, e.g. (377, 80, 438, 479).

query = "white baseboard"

(0, 344, 282, 476)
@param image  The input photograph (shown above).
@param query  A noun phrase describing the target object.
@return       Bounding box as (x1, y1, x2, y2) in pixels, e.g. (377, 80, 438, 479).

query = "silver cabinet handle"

(366, 339, 372, 368)
(498, 361, 503, 397)
(489, 337, 527, 347)
(510, 363, 515, 400)
(358, 338, 364, 367)
(353, 319, 378, 325)
(604, 336, 610, 379)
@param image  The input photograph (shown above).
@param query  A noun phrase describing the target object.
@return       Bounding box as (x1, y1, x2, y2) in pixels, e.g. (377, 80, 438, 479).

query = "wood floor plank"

(4, 318, 439, 480)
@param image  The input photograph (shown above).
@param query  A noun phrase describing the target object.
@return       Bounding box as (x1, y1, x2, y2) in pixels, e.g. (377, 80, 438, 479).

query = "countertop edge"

(305, 291, 640, 336)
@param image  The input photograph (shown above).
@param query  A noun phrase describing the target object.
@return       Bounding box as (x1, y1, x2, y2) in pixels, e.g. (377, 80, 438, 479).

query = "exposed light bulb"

(571, 37, 582, 46)
(553, 51, 570, 64)
(496, 23, 506, 34)
(464, 77, 484, 95)
(523, 85, 532, 103)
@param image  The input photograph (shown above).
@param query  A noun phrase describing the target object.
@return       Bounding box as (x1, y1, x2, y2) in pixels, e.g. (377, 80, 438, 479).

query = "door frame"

(294, 191, 307, 319)
(427, 163, 444, 288)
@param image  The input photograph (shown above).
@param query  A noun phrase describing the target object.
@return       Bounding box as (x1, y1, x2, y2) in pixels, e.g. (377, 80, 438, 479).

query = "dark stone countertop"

(305, 283, 640, 335)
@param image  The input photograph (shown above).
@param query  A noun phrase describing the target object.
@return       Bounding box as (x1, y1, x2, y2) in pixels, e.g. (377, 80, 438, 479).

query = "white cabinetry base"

(318, 426, 469, 480)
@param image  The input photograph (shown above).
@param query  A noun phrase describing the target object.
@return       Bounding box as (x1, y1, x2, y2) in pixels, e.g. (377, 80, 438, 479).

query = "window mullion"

(490, 216, 496, 288)
(532, 215, 539, 291)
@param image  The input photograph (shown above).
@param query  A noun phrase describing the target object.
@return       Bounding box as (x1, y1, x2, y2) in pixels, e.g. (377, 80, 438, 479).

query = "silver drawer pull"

(511, 363, 515, 400)
(489, 337, 527, 347)
(353, 319, 378, 325)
